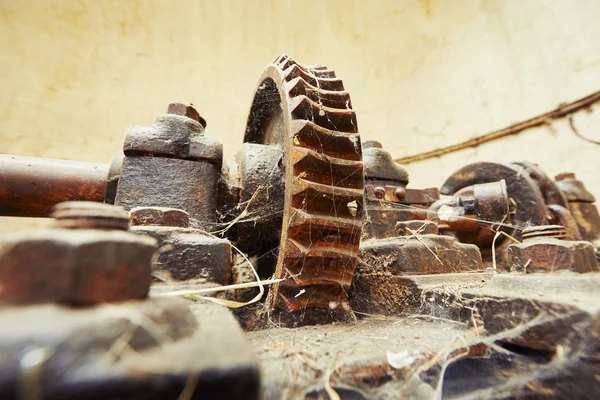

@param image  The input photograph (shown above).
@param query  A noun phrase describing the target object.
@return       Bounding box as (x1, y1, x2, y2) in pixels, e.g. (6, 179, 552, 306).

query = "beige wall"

(1, 0, 600, 232)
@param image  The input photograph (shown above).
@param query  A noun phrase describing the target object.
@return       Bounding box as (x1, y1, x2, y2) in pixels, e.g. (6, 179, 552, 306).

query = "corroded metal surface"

(555, 173, 600, 253)
(362, 142, 439, 239)
(243, 55, 365, 326)
(511, 160, 569, 208)
(228, 142, 285, 263)
(0, 202, 156, 305)
(115, 104, 222, 229)
(508, 225, 598, 273)
(570, 202, 600, 248)
(130, 205, 190, 228)
(0, 154, 109, 217)
(356, 231, 482, 276)
(429, 180, 510, 248)
(130, 206, 231, 283)
(1, 54, 600, 399)
(441, 161, 548, 235)
(555, 172, 596, 202)
(352, 220, 483, 316)
(548, 204, 583, 241)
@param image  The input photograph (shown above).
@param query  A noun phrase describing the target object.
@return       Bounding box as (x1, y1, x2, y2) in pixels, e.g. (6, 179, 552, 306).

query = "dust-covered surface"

(245, 272, 600, 399)
(0, 298, 259, 400)
(248, 316, 470, 399)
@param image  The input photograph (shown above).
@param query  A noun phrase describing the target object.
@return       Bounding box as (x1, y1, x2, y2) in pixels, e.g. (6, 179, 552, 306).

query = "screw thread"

(51, 201, 130, 230)
(522, 225, 567, 242)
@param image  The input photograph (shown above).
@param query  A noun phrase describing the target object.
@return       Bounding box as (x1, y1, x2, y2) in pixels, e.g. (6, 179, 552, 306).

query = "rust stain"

(418, 0, 433, 18)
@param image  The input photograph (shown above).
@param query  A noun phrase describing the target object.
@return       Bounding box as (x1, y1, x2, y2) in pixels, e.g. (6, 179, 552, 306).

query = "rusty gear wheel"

(244, 55, 365, 325)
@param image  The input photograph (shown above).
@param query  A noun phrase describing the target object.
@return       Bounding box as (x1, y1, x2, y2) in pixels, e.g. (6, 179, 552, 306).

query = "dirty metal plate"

(0, 298, 259, 400)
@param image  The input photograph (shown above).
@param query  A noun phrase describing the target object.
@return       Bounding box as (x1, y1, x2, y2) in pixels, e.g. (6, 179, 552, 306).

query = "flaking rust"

(0, 54, 599, 399)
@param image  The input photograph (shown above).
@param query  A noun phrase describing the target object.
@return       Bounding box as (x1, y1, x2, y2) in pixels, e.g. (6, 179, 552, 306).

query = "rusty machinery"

(1, 54, 600, 399)
(0, 201, 259, 399)
(438, 160, 600, 268)
(350, 142, 484, 316)
(226, 55, 365, 326)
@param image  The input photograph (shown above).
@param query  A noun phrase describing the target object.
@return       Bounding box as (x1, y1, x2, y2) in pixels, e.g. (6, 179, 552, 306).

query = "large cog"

(244, 55, 365, 325)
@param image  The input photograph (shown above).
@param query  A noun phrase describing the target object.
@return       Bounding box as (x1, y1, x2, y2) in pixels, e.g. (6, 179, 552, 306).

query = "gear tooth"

(310, 68, 336, 78)
(279, 57, 296, 70)
(291, 147, 364, 189)
(288, 209, 363, 236)
(274, 54, 291, 66)
(283, 64, 345, 91)
(307, 64, 337, 78)
(290, 178, 364, 219)
(286, 77, 351, 109)
(290, 96, 357, 133)
(282, 253, 356, 287)
(286, 211, 362, 258)
(290, 120, 362, 161)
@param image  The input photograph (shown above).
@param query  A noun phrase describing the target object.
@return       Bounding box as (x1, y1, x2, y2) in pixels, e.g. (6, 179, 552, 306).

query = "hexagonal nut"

(123, 114, 223, 166)
(0, 229, 157, 305)
(130, 226, 232, 283)
(508, 238, 598, 273)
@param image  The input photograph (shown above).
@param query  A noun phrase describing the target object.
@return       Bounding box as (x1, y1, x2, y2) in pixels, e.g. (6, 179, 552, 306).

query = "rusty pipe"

(0, 154, 109, 217)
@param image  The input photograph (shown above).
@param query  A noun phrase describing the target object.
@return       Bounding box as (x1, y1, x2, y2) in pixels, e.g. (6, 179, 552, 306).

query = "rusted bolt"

(0, 201, 157, 306)
(167, 102, 207, 128)
(522, 225, 568, 242)
(554, 174, 595, 203)
(394, 187, 406, 201)
(508, 224, 598, 274)
(374, 186, 386, 199)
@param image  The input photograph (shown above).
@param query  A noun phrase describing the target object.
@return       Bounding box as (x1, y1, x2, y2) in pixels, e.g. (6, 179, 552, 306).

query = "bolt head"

(394, 188, 406, 200)
(0, 229, 157, 305)
(522, 225, 568, 242)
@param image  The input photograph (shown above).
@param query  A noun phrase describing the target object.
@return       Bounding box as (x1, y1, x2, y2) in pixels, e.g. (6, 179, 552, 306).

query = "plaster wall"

(1, 0, 599, 232)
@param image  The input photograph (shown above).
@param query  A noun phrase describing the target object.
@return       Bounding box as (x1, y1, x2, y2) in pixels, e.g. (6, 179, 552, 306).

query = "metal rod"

(0, 154, 109, 217)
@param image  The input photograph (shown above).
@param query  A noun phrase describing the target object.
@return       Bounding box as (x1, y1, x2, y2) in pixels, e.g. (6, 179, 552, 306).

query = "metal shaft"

(0, 154, 109, 217)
